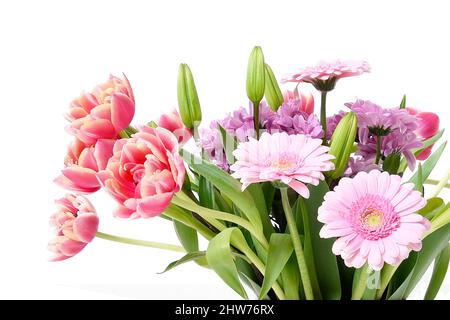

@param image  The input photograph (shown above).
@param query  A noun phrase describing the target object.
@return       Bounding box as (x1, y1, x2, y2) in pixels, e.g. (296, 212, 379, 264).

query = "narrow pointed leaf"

(159, 251, 206, 274)
(424, 245, 450, 300)
(259, 234, 293, 299)
(409, 142, 447, 186)
(173, 220, 198, 253)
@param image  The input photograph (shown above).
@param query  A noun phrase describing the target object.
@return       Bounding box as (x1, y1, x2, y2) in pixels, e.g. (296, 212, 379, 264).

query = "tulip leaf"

(424, 244, 450, 300)
(303, 181, 341, 299)
(206, 228, 249, 299)
(183, 150, 263, 234)
(218, 124, 238, 166)
(409, 142, 447, 187)
(247, 184, 275, 238)
(259, 234, 294, 299)
(418, 197, 445, 220)
(281, 254, 300, 300)
(199, 176, 215, 209)
(159, 251, 207, 274)
(388, 222, 450, 299)
(173, 220, 199, 253)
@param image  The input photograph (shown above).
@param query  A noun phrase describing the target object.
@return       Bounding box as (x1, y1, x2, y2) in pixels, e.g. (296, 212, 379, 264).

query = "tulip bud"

(328, 112, 358, 179)
(246, 46, 265, 104)
(264, 63, 284, 111)
(177, 63, 202, 130)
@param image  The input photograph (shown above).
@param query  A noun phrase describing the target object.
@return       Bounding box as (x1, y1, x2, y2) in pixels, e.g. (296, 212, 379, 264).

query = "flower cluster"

(48, 51, 448, 302)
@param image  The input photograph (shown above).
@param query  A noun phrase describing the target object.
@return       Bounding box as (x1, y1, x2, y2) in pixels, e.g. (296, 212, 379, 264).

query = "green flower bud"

(328, 112, 358, 179)
(246, 46, 265, 104)
(264, 63, 284, 111)
(177, 63, 202, 130)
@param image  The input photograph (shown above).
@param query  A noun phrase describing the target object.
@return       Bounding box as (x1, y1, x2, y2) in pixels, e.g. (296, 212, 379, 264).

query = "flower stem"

(253, 100, 260, 139)
(320, 91, 327, 145)
(280, 188, 314, 300)
(375, 135, 382, 164)
(375, 264, 396, 299)
(95, 231, 185, 253)
(430, 169, 450, 198)
(352, 263, 371, 300)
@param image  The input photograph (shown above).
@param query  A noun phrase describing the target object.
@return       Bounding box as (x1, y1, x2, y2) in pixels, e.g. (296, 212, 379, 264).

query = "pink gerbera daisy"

(282, 60, 370, 91)
(318, 170, 430, 271)
(230, 132, 335, 198)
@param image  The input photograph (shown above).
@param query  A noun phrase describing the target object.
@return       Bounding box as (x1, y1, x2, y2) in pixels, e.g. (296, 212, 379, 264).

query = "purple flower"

(345, 156, 380, 177)
(265, 100, 324, 139)
(199, 122, 229, 171)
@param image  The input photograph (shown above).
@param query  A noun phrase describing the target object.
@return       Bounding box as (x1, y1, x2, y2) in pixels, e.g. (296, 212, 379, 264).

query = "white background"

(0, 0, 449, 299)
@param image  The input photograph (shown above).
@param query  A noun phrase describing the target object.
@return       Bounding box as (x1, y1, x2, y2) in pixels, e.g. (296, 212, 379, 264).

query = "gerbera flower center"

(269, 153, 303, 172)
(350, 194, 400, 240)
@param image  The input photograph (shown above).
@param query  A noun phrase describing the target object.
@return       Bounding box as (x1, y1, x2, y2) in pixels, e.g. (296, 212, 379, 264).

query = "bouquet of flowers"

(50, 46, 450, 300)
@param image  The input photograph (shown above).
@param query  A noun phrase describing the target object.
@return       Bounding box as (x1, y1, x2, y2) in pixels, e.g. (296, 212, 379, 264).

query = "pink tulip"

(97, 126, 185, 219)
(49, 194, 99, 261)
(407, 108, 440, 160)
(157, 110, 192, 146)
(283, 90, 314, 114)
(54, 139, 115, 193)
(66, 74, 135, 145)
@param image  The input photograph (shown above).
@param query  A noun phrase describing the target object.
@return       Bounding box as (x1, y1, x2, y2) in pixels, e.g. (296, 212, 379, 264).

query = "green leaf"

(303, 181, 341, 299)
(418, 197, 445, 220)
(259, 234, 294, 299)
(399, 94, 406, 109)
(261, 182, 276, 212)
(281, 254, 300, 300)
(424, 245, 450, 300)
(296, 197, 322, 299)
(264, 63, 284, 111)
(389, 222, 450, 299)
(413, 163, 424, 194)
(409, 142, 447, 186)
(246, 46, 265, 103)
(173, 220, 198, 253)
(218, 124, 237, 166)
(199, 176, 215, 209)
(183, 150, 263, 234)
(159, 251, 206, 274)
(398, 129, 445, 172)
(206, 228, 249, 299)
(247, 184, 275, 238)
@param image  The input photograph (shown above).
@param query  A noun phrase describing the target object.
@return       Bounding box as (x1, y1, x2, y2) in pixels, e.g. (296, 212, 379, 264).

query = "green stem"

(95, 231, 185, 253)
(352, 263, 371, 300)
(253, 100, 261, 139)
(375, 135, 382, 165)
(430, 169, 450, 198)
(280, 188, 314, 300)
(320, 91, 327, 145)
(375, 264, 396, 299)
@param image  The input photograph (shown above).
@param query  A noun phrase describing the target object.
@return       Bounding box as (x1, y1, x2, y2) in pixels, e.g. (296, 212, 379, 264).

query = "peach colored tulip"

(407, 108, 440, 160)
(97, 126, 185, 219)
(283, 90, 314, 114)
(54, 139, 115, 193)
(49, 194, 99, 261)
(66, 74, 135, 145)
(157, 110, 192, 146)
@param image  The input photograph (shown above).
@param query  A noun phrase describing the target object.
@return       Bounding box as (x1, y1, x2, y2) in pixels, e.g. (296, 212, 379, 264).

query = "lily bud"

(246, 46, 265, 104)
(328, 112, 358, 179)
(177, 63, 202, 130)
(264, 63, 284, 111)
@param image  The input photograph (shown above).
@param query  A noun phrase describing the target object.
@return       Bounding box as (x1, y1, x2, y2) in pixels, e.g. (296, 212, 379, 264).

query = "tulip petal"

(111, 93, 135, 131)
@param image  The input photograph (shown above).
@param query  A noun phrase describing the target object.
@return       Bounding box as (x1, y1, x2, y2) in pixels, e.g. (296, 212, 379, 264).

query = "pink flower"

(282, 60, 370, 91)
(66, 74, 135, 145)
(283, 90, 315, 114)
(230, 132, 334, 198)
(157, 110, 192, 146)
(97, 126, 185, 219)
(54, 139, 115, 193)
(318, 170, 430, 270)
(49, 194, 99, 261)
(407, 108, 440, 160)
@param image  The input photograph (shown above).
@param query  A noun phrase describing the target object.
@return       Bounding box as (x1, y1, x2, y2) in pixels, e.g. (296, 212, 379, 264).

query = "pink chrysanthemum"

(230, 132, 335, 198)
(318, 170, 430, 271)
(282, 60, 370, 91)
